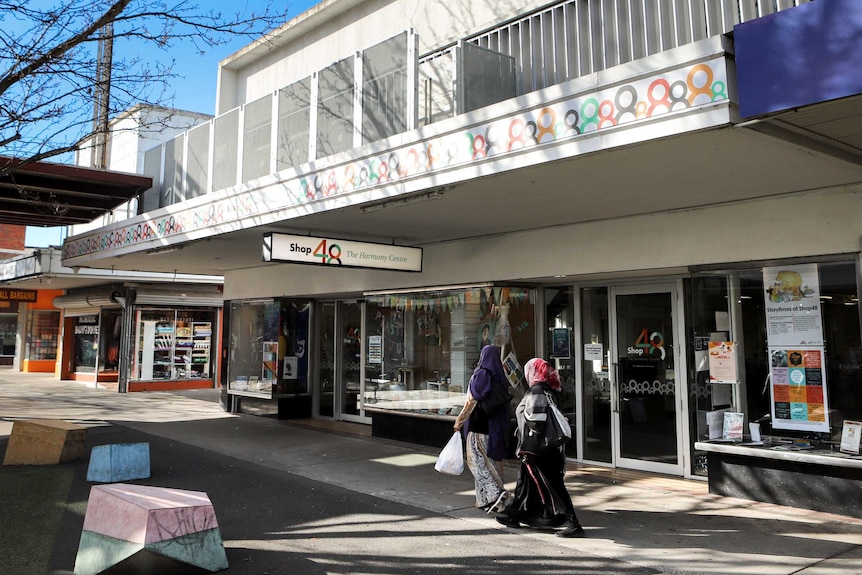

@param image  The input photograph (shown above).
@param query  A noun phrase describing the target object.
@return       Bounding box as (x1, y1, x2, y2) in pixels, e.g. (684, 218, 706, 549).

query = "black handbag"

(479, 381, 513, 416)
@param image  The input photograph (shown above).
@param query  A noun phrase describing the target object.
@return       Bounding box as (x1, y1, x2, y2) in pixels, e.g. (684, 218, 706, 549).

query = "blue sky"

(26, 0, 317, 248)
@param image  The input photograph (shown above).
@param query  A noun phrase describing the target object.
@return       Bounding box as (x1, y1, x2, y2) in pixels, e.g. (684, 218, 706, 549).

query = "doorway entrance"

(579, 283, 683, 475)
(610, 284, 683, 475)
(317, 301, 368, 423)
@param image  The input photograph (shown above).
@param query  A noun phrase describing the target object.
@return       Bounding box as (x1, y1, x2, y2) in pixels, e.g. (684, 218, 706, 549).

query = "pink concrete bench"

(74, 483, 229, 574)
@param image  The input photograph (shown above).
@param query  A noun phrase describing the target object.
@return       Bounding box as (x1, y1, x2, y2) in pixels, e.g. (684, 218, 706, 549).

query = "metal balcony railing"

(139, 0, 811, 214)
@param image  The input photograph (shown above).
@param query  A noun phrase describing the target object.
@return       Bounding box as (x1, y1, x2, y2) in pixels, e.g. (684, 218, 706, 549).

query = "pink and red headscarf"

(523, 357, 561, 391)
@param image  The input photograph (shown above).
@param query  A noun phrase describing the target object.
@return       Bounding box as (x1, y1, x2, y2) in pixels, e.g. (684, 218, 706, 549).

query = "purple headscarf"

(463, 345, 510, 461)
(470, 344, 507, 402)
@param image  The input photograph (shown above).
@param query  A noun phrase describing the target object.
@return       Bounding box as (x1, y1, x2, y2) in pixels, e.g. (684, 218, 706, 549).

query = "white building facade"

(61, 0, 862, 507)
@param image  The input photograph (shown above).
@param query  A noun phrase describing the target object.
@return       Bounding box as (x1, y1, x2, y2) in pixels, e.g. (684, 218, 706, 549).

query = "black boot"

(556, 521, 585, 538)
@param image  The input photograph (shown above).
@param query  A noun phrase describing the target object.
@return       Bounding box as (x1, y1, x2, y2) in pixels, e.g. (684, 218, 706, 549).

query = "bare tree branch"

(0, 0, 291, 179)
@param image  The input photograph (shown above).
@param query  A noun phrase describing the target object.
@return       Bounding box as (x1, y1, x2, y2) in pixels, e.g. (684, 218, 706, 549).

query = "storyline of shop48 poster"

(763, 264, 830, 433)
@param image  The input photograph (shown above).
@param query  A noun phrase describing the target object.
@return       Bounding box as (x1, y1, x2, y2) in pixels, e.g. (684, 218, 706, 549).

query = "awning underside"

(0, 157, 152, 227)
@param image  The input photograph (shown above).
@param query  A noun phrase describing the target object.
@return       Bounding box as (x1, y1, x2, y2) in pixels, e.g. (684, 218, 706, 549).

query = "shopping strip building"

(61, 0, 862, 511)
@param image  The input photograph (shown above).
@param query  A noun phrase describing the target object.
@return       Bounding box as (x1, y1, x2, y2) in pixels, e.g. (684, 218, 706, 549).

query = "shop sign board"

(263, 233, 422, 272)
(0, 288, 37, 302)
(762, 264, 829, 433)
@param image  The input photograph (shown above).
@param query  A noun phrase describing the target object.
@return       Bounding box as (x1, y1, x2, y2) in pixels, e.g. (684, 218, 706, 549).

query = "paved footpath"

(1, 369, 861, 575)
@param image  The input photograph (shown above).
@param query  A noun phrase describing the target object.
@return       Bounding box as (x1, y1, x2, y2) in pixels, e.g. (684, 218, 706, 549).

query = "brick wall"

(0, 224, 26, 254)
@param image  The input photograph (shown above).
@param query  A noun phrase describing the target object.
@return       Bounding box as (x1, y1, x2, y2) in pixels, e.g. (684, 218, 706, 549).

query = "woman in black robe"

(496, 357, 585, 538)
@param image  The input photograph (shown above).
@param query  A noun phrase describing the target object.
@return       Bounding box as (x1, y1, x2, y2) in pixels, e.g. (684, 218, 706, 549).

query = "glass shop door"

(317, 301, 368, 423)
(610, 283, 684, 475)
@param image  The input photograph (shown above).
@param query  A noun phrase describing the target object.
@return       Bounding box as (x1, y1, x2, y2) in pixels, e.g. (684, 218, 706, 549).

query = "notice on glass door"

(707, 341, 738, 383)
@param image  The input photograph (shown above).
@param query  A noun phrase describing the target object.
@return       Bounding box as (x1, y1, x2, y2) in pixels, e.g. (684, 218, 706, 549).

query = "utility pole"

(93, 22, 113, 169)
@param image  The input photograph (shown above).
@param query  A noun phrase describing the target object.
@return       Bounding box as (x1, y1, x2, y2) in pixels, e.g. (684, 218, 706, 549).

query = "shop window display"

(98, 311, 122, 373)
(73, 315, 99, 373)
(0, 302, 20, 361)
(686, 259, 862, 475)
(133, 309, 215, 381)
(25, 309, 60, 361)
(363, 286, 535, 417)
(227, 299, 310, 398)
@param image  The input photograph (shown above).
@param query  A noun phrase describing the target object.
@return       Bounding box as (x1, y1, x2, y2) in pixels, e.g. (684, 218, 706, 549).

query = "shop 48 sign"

(628, 329, 665, 359)
(264, 233, 423, 272)
(311, 239, 342, 265)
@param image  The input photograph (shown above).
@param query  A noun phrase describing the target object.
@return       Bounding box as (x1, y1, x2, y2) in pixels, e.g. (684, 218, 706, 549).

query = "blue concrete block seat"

(86, 443, 151, 483)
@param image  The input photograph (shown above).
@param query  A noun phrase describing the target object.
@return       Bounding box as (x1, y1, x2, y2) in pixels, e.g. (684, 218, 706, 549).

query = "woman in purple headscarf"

(453, 345, 512, 513)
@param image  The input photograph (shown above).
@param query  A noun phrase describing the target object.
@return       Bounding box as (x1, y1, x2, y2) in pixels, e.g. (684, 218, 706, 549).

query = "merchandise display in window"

(192, 323, 212, 377)
(133, 310, 216, 381)
(362, 286, 535, 417)
(25, 310, 60, 361)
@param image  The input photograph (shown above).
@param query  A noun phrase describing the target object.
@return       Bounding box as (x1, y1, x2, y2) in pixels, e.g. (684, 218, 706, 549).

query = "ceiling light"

(146, 245, 184, 256)
(360, 188, 449, 214)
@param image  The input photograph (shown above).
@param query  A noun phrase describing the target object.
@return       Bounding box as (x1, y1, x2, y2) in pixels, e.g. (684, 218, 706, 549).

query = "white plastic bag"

(434, 431, 464, 475)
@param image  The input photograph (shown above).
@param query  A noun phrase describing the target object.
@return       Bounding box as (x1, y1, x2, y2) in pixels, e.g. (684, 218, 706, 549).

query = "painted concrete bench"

(2, 419, 87, 465)
(74, 483, 229, 574)
(86, 442, 151, 483)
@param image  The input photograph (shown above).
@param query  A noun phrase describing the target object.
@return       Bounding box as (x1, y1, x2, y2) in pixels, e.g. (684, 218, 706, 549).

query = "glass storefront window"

(133, 308, 215, 381)
(25, 309, 60, 361)
(578, 287, 611, 463)
(0, 302, 20, 360)
(227, 299, 310, 397)
(687, 259, 862, 475)
(98, 311, 122, 373)
(544, 286, 578, 458)
(363, 286, 535, 417)
(74, 315, 99, 373)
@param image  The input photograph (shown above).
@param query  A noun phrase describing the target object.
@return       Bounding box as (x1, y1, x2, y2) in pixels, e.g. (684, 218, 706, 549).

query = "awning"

(134, 288, 223, 308)
(52, 292, 121, 317)
(0, 156, 152, 227)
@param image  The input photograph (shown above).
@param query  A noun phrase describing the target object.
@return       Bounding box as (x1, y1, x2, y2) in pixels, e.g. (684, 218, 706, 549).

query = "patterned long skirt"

(466, 431, 505, 508)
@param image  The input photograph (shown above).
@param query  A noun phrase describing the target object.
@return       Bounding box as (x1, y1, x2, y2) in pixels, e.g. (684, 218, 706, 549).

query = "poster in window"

(763, 264, 829, 432)
(762, 264, 823, 347)
(368, 335, 383, 364)
(707, 341, 738, 383)
(584, 343, 603, 362)
(840, 420, 862, 455)
(477, 320, 495, 351)
(768, 346, 830, 433)
(501, 351, 523, 388)
(552, 328, 571, 359)
(283, 356, 298, 380)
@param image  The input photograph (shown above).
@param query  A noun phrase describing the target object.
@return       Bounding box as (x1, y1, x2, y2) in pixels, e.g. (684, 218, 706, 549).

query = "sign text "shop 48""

(263, 233, 422, 272)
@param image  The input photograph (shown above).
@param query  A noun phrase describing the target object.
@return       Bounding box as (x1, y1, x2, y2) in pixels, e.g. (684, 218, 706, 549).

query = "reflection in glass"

(580, 287, 611, 463)
(545, 287, 577, 458)
(362, 287, 535, 417)
(319, 303, 336, 417)
(615, 292, 677, 464)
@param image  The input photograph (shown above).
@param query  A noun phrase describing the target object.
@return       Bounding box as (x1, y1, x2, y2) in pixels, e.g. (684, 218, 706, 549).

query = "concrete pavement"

(1, 368, 861, 575)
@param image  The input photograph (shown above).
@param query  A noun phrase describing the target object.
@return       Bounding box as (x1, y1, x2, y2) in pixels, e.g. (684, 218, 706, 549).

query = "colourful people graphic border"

(64, 58, 728, 261)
